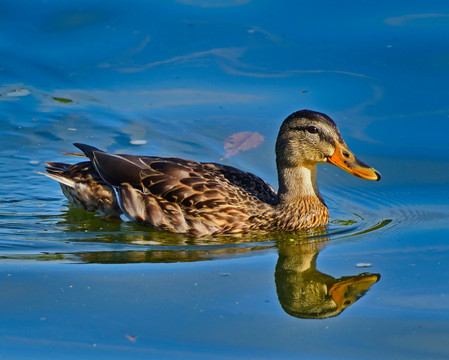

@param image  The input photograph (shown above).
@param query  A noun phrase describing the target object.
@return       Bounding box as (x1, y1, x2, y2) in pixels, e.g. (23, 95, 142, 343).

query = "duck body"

(41, 110, 380, 236)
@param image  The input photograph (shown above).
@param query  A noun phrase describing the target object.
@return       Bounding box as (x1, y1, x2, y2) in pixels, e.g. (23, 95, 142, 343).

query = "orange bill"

(329, 274, 380, 308)
(328, 140, 381, 181)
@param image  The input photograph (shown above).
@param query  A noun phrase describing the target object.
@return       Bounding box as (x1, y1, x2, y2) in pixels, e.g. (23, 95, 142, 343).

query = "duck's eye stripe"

(306, 126, 318, 134)
(291, 126, 319, 133)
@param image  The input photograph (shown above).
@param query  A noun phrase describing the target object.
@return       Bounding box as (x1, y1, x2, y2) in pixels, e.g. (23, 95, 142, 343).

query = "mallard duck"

(40, 110, 380, 236)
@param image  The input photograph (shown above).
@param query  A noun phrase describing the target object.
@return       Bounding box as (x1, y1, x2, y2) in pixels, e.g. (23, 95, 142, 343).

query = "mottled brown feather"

(44, 161, 122, 217)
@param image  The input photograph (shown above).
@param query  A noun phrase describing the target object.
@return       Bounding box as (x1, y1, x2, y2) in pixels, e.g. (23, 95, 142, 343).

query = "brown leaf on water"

(125, 334, 137, 342)
(223, 131, 264, 159)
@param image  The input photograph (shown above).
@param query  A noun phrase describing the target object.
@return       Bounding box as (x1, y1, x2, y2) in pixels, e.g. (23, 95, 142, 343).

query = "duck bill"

(328, 140, 381, 181)
(329, 274, 380, 308)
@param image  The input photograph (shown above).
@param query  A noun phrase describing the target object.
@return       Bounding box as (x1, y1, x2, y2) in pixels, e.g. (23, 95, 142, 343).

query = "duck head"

(276, 110, 381, 181)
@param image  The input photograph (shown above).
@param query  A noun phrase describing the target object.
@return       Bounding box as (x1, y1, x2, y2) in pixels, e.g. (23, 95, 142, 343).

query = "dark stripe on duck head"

(283, 110, 343, 144)
(285, 125, 339, 148)
(284, 110, 338, 129)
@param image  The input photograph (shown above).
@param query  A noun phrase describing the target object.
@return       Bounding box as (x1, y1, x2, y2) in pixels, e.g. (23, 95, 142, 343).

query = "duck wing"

(80, 145, 276, 235)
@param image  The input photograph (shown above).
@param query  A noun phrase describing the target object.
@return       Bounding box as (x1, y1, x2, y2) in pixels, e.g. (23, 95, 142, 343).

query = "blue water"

(1, 0, 449, 359)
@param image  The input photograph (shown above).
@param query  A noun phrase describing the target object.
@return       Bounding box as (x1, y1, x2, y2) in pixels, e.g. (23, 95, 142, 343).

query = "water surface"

(1, 1, 449, 359)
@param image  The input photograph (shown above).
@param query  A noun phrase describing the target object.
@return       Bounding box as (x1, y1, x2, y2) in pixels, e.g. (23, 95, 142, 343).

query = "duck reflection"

(57, 209, 380, 319)
(275, 237, 379, 319)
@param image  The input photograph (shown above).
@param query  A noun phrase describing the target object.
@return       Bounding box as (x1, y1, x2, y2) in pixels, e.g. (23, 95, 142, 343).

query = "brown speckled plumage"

(43, 161, 121, 218)
(40, 110, 380, 236)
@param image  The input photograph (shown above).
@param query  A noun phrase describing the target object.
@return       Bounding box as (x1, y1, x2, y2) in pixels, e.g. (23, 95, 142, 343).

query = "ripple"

(325, 185, 449, 243)
(2, 180, 448, 263)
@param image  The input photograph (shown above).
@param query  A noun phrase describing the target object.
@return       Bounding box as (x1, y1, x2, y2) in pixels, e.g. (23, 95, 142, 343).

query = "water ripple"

(325, 185, 449, 243)
(1, 181, 448, 263)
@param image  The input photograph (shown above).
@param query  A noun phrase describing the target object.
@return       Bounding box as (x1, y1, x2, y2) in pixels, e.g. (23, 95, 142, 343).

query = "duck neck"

(277, 164, 324, 206)
(270, 163, 329, 229)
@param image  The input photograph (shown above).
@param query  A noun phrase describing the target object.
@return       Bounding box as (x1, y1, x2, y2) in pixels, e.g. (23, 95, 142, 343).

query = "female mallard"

(41, 110, 380, 236)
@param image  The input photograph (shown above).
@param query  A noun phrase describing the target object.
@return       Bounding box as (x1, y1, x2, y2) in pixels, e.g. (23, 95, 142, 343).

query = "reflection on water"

(47, 214, 381, 319)
(276, 237, 379, 319)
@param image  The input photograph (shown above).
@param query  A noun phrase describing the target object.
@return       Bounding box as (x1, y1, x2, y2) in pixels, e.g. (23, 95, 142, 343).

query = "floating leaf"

(355, 263, 372, 268)
(52, 97, 73, 103)
(130, 139, 147, 145)
(223, 131, 264, 159)
(125, 334, 136, 342)
(7, 88, 31, 97)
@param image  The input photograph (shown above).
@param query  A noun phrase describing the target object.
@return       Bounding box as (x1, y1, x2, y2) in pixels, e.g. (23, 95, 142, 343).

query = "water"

(1, 0, 449, 358)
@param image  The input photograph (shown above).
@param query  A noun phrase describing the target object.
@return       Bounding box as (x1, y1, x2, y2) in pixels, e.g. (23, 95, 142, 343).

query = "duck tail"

(73, 143, 104, 161)
(35, 166, 76, 188)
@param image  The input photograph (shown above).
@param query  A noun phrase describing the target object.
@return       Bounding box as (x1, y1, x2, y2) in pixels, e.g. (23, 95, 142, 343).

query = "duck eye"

(306, 126, 318, 134)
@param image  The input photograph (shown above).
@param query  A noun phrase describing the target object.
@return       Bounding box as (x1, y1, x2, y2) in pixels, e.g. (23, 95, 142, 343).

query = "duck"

(40, 110, 380, 236)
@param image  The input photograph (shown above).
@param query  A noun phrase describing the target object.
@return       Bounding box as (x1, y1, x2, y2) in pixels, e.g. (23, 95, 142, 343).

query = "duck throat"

(277, 164, 323, 203)
(275, 165, 329, 228)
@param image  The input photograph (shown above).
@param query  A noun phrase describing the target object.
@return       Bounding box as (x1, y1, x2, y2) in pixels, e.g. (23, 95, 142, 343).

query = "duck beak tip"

(328, 140, 381, 181)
